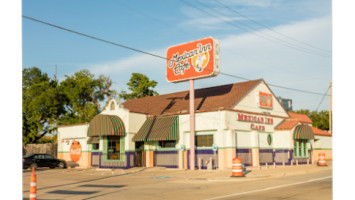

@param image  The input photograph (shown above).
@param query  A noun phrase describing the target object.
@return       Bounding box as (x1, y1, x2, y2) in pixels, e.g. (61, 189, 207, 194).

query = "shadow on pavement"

(78, 184, 126, 188)
(244, 170, 252, 176)
(47, 190, 98, 195)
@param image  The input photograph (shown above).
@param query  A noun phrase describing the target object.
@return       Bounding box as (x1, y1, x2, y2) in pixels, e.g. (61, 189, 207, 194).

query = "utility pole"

(54, 65, 57, 81)
(329, 82, 332, 134)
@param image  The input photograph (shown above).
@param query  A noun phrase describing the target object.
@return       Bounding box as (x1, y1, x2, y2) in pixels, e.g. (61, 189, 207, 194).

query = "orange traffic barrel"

(30, 167, 37, 200)
(232, 157, 244, 177)
(318, 152, 327, 166)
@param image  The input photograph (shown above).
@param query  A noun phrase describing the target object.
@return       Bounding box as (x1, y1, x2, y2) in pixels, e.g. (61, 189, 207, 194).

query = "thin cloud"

(85, 15, 331, 110)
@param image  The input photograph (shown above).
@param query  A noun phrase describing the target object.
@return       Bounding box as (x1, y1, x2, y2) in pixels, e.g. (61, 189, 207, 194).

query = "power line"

(316, 85, 330, 111)
(22, 15, 166, 60)
(212, 0, 332, 54)
(193, 0, 331, 57)
(179, 0, 330, 58)
(23, 15, 329, 97)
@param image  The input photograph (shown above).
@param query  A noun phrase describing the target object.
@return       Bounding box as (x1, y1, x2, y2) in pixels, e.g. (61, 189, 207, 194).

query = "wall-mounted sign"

(212, 144, 218, 151)
(166, 37, 220, 83)
(237, 113, 274, 132)
(70, 141, 82, 162)
(259, 92, 273, 109)
(237, 113, 273, 124)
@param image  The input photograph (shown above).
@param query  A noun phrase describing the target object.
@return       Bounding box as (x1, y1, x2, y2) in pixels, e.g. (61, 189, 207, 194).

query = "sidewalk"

(117, 161, 332, 181)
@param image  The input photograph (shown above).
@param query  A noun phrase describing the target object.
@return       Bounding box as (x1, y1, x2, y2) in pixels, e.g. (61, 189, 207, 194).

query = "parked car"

(23, 154, 67, 169)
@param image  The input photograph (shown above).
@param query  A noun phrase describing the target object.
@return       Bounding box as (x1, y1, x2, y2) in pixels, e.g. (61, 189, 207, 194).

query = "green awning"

(87, 136, 99, 144)
(87, 115, 126, 137)
(133, 115, 179, 142)
(293, 125, 314, 140)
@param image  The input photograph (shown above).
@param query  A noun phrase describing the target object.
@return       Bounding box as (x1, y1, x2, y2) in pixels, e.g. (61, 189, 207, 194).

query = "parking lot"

(23, 163, 332, 200)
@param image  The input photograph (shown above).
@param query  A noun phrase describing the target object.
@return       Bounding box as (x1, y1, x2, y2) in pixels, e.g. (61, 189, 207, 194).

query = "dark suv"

(23, 154, 67, 169)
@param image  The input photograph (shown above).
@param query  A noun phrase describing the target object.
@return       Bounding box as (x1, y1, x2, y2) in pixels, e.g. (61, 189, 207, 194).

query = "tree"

(294, 109, 330, 131)
(119, 73, 159, 100)
(22, 67, 65, 145)
(59, 69, 116, 125)
(22, 67, 116, 145)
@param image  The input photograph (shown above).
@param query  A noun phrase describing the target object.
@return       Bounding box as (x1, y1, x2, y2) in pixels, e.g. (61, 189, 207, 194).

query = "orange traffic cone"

(231, 157, 244, 177)
(29, 167, 37, 200)
(317, 152, 327, 166)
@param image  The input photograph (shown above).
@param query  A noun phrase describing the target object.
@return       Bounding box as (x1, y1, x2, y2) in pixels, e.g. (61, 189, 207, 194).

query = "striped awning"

(293, 125, 314, 140)
(87, 136, 99, 144)
(87, 115, 126, 137)
(133, 115, 179, 142)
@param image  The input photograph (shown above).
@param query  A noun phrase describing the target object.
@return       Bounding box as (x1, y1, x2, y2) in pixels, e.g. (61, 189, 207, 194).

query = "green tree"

(294, 109, 330, 131)
(22, 67, 116, 145)
(22, 67, 65, 145)
(59, 69, 116, 125)
(119, 73, 159, 100)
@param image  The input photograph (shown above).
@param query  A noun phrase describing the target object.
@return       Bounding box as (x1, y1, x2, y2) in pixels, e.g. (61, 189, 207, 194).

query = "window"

(195, 135, 213, 147)
(107, 136, 122, 160)
(159, 141, 176, 148)
(267, 134, 272, 146)
(110, 101, 115, 110)
(92, 143, 99, 150)
(44, 154, 55, 159)
(294, 139, 308, 157)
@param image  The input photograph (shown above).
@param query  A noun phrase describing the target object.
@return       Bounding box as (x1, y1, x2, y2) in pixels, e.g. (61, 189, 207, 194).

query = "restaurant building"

(57, 79, 332, 169)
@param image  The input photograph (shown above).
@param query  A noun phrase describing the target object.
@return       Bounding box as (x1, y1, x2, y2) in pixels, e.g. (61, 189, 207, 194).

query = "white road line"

(203, 176, 332, 200)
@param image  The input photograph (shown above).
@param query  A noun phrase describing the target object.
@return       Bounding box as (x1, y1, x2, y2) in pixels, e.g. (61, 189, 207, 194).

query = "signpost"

(166, 37, 220, 170)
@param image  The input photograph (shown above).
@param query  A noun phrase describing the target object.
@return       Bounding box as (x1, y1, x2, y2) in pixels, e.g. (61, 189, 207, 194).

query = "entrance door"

(135, 142, 144, 167)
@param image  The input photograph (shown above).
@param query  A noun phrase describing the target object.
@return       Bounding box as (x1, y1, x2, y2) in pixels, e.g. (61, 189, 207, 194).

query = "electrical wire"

(22, 15, 166, 60)
(212, 0, 332, 54)
(316, 85, 330, 111)
(179, 0, 331, 58)
(23, 15, 330, 97)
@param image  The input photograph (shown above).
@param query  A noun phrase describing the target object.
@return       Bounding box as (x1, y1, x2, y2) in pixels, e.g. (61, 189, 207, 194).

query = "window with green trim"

(294, 139, 308, 157)
(107, 136, 122, 160)
(92, 143, 99, 151)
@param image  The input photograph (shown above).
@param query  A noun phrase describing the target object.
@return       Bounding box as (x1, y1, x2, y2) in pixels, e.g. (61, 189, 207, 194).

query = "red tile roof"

(275, 119, 301, 130)
(288, 112, 313, 124)
(122, 79, 262, 116)
(312, 127, 332, 137)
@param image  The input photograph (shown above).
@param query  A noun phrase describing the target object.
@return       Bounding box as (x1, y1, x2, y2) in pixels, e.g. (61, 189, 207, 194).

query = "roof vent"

(181, 110, 188, 113)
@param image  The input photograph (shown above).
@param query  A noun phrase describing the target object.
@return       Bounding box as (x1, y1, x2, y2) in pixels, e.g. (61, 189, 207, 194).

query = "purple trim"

(236, 148, 250, 153)
(157, 165, 178, 168)
(195, 149, 216, 154)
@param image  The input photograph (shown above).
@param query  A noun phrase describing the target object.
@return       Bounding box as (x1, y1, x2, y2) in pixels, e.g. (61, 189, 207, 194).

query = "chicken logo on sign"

(192, 51, 209, 72)
(166, 37, 220, 83)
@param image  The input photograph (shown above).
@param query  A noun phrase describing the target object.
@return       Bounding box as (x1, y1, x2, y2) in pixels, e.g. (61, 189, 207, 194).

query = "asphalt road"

(22, 168, 332, 200)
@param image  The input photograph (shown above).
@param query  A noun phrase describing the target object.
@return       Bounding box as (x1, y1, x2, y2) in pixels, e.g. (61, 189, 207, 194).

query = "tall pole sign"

(167, 37, 220, 170)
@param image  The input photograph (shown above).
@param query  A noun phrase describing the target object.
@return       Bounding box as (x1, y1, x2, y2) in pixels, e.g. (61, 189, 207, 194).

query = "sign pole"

(189, 79, 195, 170)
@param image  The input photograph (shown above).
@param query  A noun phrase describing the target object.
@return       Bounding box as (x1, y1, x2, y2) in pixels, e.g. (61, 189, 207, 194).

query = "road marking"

(203, 176, 332, 200)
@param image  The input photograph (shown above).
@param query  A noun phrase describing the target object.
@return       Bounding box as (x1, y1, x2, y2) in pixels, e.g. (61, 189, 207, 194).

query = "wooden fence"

(23, 143, 58, 158)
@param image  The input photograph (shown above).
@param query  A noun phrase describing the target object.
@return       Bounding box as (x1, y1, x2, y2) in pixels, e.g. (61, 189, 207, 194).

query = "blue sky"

(22, 0, 332, 111)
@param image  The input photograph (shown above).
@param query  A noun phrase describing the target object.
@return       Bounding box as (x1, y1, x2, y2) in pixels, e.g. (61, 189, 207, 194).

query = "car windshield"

(24, 154, 35, 158)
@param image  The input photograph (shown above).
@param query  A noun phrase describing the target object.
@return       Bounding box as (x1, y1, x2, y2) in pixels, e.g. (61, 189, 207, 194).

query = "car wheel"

(58, 162, 65, 169)
(30, 163, 38, 169)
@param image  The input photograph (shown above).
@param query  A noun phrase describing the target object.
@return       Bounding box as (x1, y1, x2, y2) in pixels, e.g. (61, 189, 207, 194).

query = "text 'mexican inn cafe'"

(57, 37, 332, 169)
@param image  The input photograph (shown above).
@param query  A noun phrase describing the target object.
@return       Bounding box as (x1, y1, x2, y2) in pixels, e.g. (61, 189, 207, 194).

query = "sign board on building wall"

(166, 37, 220, 83)
(237, 113, 274, 132)
(259, 92, 273, 109)
(70, 141, 82, 162)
